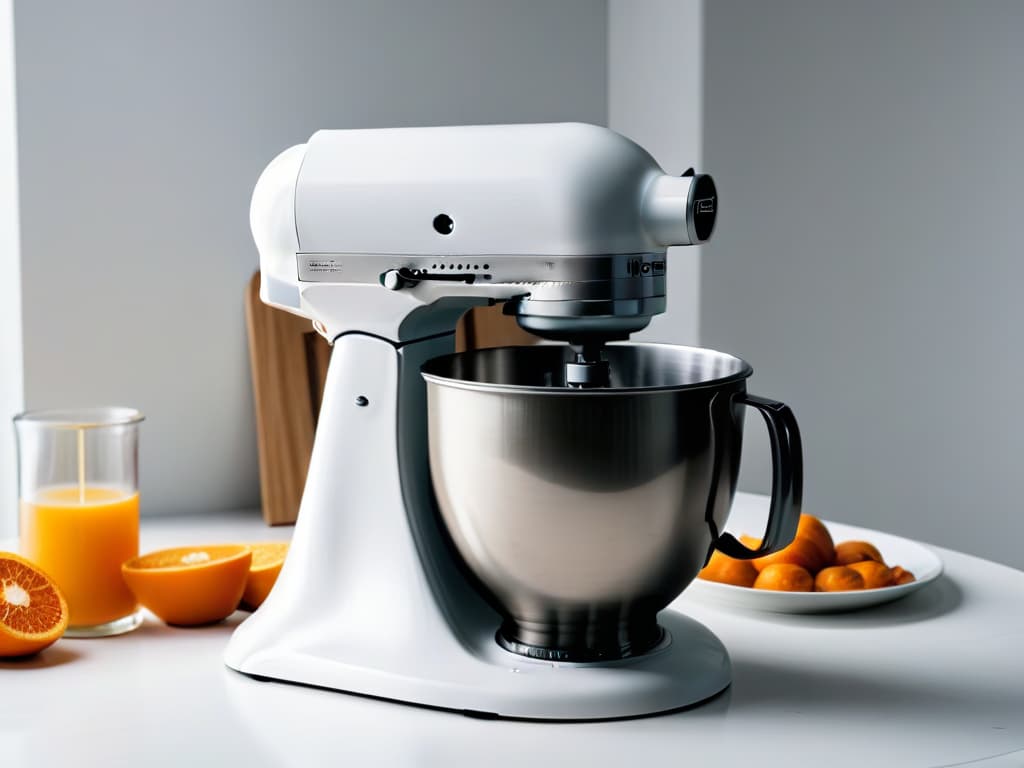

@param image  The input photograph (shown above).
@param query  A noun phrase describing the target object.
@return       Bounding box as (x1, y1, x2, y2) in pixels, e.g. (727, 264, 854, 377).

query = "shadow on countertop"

(727, 650, 1019, 722)
(0, 643, 81, 670)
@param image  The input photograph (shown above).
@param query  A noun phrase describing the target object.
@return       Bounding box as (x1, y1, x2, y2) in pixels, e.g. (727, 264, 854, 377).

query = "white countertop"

(2, 492, 1023, 768)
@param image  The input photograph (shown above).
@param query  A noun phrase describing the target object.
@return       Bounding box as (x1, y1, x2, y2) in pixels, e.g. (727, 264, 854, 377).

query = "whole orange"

(814, 566, 866, 592)
(698, 550, 758, 588)
(834, 540, 885, 566)
(753, 563, 813, 592)
(752, 535, 829, 574)
(796, 514, 835, 567)
(848, 560, 894, 589)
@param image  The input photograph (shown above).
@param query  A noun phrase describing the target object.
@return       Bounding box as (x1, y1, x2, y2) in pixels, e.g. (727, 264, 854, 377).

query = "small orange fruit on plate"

(752, 535, 829, 574)
(753, 563, 813, 592)
(796, 514, 835, 566)
(848, 560, 894, 589)
(698, 550, 758, 588)
(739, 534, 762, 551)
(814, 565, 866, 592)
(0, 552, 69, 657)
(834, 540, 885, 566)
(239, 542, 289, 610)
(122, 545, 251, 626)
(891, 565, 916, 585)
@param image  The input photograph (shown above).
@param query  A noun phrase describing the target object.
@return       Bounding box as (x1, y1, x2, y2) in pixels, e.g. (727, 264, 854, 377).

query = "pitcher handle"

(715, 394, 803, 559)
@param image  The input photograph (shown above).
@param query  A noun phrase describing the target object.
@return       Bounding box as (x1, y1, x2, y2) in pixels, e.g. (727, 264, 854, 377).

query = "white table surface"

(2, 492, 1023, 768)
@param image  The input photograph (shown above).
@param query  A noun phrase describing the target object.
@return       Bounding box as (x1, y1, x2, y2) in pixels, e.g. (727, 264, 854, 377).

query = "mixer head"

(250, 123, 716, 349)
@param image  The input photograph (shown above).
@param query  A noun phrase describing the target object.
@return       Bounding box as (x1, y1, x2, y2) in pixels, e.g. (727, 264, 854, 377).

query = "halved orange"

(239, 542, 289, 611)
(0, 552, 69, 657)
(122, 545, 251, 626)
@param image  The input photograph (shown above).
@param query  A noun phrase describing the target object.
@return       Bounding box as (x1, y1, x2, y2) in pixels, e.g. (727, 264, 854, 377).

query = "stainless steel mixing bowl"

(422, 343, 801, 662)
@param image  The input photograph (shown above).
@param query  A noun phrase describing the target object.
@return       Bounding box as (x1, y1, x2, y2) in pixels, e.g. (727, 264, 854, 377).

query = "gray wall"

(608, 0, 702, 346)
(0, 0, 21, 539)
(703, 0, 1024, 567)
(12, 0, 608, 520)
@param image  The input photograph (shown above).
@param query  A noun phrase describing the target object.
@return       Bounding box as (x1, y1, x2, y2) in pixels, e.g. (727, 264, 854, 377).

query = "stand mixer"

(225, 122, 802, 719)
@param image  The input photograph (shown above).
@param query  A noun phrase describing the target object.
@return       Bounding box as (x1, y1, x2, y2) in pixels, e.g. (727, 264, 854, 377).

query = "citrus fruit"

(891, 565, 916, 585)
(751, 535, 829, 573)
(796, 514, 835, 566)
(834, 540, 885, 566)
(739, 534, 762, 550)
(753, 563, 813, 592)
(814, 565, 866, 592)
(121, 545, 251, 626)
(848, 560, 894, 589)
(239, 542, 289, 610)
(698, 549, 759, 587)
(0, 552, 69, 656)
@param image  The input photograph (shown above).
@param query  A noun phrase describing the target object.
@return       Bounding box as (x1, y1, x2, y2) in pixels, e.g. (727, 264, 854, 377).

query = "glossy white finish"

(688, 516, 944, 613)
(250, 144, 305, 316)
(295, 123, 672, 256)
(250, 123, 703, 341)
(224, 333, 731, 719)
(3, 493, 1022, 767)
(642, 175, 698, 247)
(251, 138, 510, 339)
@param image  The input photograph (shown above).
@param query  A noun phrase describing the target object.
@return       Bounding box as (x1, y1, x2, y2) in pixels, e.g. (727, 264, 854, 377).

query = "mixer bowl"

(422, 343, 799, 662)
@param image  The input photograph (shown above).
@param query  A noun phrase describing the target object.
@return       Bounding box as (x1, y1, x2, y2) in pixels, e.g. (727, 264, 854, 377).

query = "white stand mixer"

(225, 123, 764, 719)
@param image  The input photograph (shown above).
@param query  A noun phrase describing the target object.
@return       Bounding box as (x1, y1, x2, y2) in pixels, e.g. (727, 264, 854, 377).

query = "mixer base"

(225, 334, 731, 719)
(227, 609, 731, 720)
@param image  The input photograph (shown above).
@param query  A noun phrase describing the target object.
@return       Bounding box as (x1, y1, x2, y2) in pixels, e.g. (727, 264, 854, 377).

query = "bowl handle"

(715, 394, 803, 559)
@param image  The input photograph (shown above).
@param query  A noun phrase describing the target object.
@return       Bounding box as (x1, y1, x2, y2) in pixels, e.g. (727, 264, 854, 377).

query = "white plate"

(686, 510, 944, 614)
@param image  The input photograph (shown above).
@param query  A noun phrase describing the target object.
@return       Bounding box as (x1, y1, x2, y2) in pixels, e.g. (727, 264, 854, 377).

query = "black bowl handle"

(715, 394, 803, 559)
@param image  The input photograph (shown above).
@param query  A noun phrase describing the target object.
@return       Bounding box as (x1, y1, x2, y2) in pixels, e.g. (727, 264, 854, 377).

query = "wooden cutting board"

(246, 272, 535, 525)
(454, 300, 538, 352)
(245, 273, 331, 525)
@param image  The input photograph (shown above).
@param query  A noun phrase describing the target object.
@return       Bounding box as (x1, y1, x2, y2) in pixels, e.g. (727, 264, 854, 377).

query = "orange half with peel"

(0, 552, 69, 657)
(122, 545, 251, 626)
(239, 541, 289, 611)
